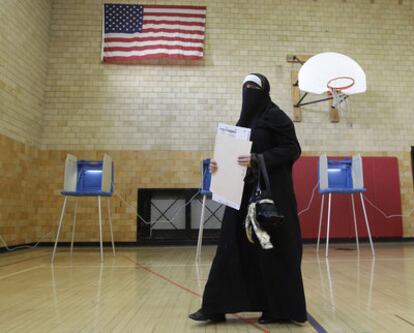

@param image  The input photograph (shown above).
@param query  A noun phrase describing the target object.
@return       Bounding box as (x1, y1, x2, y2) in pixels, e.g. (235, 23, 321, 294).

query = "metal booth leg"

(52, 196, 68, 263)
(325, 193, 332, 257)
(107, 197, 115, 256)
(98, 196, 104, 262)
(351, 194, 360, 253)
(70, 198, 78, 254)
(195, 195, 207, 262)
(316, 194, 325, 253)
(359, 193, 375, 256)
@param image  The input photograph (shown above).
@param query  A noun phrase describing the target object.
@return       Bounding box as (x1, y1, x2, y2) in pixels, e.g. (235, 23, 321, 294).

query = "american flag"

(102, 4, 207, 61)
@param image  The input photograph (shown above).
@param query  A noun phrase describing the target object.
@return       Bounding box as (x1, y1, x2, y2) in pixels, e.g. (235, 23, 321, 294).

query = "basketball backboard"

(298, 52, 367, 95)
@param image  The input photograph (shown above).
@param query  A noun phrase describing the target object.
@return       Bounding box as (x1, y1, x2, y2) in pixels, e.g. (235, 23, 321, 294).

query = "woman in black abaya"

(189, 73, 307, 324)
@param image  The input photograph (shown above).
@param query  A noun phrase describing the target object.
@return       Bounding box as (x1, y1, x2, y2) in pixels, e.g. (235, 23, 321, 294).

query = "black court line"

(307, 312, 328, 333)
(395, 314, 414, 327)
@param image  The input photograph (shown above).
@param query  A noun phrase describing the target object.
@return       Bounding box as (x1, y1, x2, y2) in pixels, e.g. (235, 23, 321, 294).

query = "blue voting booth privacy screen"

(77, 160, 104, 193)
(318, 154, 366, 194)
(62, 154, 114, 197)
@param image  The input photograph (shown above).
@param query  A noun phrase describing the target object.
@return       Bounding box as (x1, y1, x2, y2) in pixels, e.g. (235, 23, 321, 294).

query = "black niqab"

(236, 73, 272, 128)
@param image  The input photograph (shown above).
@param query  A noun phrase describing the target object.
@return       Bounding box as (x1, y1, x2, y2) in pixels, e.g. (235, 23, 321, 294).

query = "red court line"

(123, 255, 269, 333)
(124, 255, 200, 297)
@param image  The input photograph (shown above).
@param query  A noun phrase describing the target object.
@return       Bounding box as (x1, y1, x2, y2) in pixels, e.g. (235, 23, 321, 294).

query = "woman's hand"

(237, 155, 252, 167)
(209, 159, 218, 174)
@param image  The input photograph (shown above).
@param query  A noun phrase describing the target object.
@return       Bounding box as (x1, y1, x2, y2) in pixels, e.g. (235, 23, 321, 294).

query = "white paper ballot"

(217, 123, 251, 141)
(210, 132, 252, 210)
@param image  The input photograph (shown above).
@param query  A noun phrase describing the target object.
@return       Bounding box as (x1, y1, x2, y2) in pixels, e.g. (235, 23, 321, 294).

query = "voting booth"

(317, 154, 375, 256)
(52, 154, 115, 262)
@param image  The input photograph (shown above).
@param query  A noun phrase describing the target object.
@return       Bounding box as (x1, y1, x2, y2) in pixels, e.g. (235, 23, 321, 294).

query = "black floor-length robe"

(201, 103, 307, 322)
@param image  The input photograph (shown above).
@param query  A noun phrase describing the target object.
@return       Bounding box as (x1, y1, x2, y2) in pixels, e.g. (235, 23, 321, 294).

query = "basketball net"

(330, 89, 347, 108)
(327, 77, 354, 126)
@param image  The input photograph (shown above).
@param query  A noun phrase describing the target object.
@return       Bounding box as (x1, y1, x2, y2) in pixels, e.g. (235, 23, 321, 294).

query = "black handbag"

(251, 154, 284, 229)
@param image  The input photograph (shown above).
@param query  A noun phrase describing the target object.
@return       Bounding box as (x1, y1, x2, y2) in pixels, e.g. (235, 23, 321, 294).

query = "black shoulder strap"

(257, 154, 271, 193)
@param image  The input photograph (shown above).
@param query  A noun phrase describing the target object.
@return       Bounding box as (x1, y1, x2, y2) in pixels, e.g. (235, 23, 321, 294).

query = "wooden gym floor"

(0, 243, 413, 332)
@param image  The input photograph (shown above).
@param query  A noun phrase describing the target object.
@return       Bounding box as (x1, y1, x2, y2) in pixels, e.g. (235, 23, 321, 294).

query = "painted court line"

(0, 253, 50, 268)
(123, 255, 269, 333)
(307, 313, 328, 333)
(303, 257, 414, 264)
(395, 314, 414, 327)
(0, 265, 43, 280)
(124, 255, 327, 333)
(50, 265, 140, 269)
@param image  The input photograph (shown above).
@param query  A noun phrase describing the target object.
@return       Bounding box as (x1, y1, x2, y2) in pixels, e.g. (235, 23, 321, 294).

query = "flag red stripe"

(142, 28, 204, 35)
(144, 5, 206, 10)
(104, 45, 203, 52)
(145, 12, 206, 18)
(104, 54, 203, 61)
(143, 20, 205, 27)
(105, 36, 203, 43)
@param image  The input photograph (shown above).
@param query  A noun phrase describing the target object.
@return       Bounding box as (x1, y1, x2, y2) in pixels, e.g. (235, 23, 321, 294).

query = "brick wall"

(38, 0, 414, 239)
(0, 0, 52, 145)
(0, 0, 52, 246)
(1, 0, 414, 246)
(0, 134, 39, 246)
(42, 0, 414, 153)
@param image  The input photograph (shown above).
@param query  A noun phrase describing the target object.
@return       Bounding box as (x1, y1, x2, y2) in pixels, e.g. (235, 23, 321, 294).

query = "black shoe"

(291, 319, 307, 326)
(188, 309, 226, 322)
(257, 314, 288, 324)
